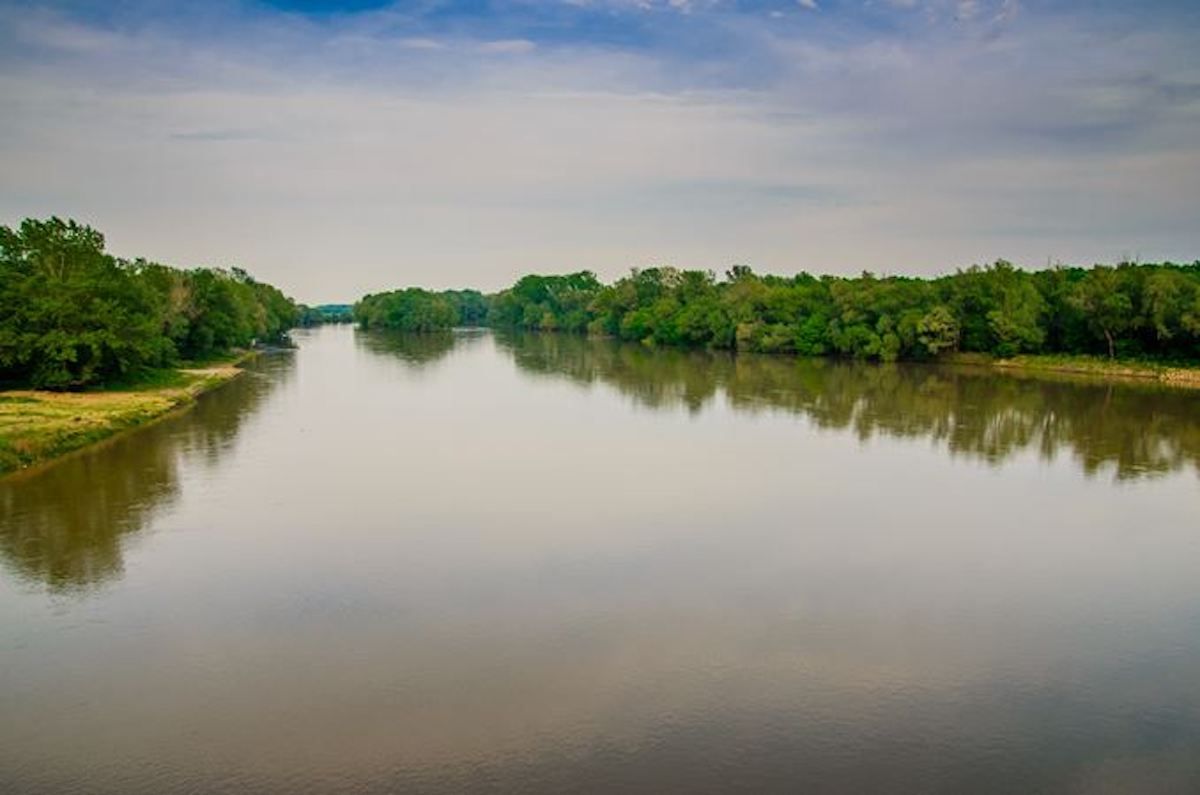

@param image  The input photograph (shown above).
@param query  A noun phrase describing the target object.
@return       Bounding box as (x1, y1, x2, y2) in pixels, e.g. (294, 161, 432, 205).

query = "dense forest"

(0, 217, 299, 389)
(7, 212, 1198, 393)
(297, 303, 355, 326)
(356, 261, 1200, 362)
(355, 288, 488, 332)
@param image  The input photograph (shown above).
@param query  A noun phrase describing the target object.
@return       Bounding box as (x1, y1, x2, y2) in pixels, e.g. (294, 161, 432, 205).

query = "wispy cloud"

(168, 128, 274, 142)
(397, 37, 445, 50)
(478, 38, 537, 55)
(0, 0, 1197, 301)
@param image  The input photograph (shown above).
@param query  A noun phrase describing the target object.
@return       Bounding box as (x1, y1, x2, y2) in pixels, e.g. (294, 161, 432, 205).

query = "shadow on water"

(1, 328, 1199, 795)
(4, 329, 1194, 593)
(0, 352, 295, 593)
(353, 327, 488, 370)
(496, 331, 1200, 480)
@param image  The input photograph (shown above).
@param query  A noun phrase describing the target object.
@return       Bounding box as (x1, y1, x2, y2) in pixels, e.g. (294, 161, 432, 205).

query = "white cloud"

(798, 0, 819, 11)
(12, 14, 127, 54)
(955, 0, 980, 20)
(994, 0, 1020, 24)
(0, 2, 1196, 301)
(397, 37, 446, 51)
(478, 38, 537, 55)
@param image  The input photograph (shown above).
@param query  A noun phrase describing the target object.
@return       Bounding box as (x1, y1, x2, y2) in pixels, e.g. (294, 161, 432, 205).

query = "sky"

(0, 0, 1198, 302)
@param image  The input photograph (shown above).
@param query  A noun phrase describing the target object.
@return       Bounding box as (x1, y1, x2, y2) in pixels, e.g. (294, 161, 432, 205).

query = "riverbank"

(0, 351, 255, 476)
(947, 352, 1200, 388)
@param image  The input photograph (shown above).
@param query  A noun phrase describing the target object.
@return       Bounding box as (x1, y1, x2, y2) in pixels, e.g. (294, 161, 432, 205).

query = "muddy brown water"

(2, 325, 1199, 794)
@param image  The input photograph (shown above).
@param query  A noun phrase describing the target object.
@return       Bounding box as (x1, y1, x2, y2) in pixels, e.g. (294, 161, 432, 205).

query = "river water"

(2, 325, 1199, 793)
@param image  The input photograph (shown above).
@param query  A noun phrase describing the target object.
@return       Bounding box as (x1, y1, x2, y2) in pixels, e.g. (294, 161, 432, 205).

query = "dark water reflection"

(0, 353, 293, 592)
(498, 332, 1200, 479)
(1, 327, 1198, 795)
(354, 328, 470, 368)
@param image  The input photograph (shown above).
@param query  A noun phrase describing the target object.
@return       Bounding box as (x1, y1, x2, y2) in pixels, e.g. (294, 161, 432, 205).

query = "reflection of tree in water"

(499, 332, 725, 413)
(355, 328, 486, 369)
(498, 333, 1200, 480)
(0, 353, 294, 593)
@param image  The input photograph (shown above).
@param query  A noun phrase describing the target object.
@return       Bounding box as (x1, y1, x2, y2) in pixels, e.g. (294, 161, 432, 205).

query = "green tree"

(0, 218, 164, 388)
(1069, 267, 1134, 359)
(917, 305, 959, 356)
(987, 279, 1047, 356)
(0, 217, 298, 389)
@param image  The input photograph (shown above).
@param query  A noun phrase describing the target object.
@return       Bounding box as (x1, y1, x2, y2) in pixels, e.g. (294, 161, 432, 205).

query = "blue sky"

(1, 0, 1198, 301)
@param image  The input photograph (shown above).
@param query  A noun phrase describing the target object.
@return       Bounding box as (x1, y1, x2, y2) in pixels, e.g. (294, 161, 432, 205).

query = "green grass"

(0, 352, 254, 476)
(947, 352, 1200, 387)
(98, 367, 198, 392)
(176, 348, 256, 369)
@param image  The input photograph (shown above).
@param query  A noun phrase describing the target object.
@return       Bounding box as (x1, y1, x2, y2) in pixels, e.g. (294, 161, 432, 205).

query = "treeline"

(298, 304, 355, 326)
(0, 217, 299, 389)
(357, 261, 1200, 361)
(355, 288, 487, 331)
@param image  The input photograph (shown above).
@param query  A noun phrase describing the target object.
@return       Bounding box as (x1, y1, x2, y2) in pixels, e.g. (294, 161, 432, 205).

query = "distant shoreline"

(945, 352, 1200, 389)
(5, 341, 1199, 479)
(0, 350, 257, 477)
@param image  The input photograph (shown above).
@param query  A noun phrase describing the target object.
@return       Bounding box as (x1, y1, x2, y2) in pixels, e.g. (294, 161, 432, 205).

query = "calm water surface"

(2, 325, 1199, 794)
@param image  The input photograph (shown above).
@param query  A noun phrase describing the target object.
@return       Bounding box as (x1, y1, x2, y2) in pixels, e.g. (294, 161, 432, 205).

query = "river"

(2, 325, 1199, 793)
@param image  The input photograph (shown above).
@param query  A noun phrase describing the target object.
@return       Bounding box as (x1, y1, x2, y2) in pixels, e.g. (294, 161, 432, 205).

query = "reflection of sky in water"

(496, 331, 1200, 480)
(1, 326, 1198, 794)
(0, 353, 295, 593)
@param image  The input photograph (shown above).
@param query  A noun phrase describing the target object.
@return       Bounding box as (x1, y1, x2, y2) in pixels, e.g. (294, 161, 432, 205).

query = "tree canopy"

(0, 217, 299, 389)
(358, 260, 1200, 363)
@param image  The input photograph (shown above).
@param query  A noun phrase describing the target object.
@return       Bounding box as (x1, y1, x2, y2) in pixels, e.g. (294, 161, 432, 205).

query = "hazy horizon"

(2, 0, 1198, 304)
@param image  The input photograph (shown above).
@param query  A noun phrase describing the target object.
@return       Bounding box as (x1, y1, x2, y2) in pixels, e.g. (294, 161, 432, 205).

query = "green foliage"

(488, 272, 600, 333)
(354, 287, 491, 332)
(297, 304, 355, 326)
(298, 305, 340, 326)
(443, 290, 490, 326)
(1068, 266, 1136, 359)
(0, 217, 299, 389)
(356, 289, 455, 331)
(917, 306, 960, 356)
(362, 258, 1200, 364)
(985, 263, 1047, 356)
(350, 256, 1200, 365)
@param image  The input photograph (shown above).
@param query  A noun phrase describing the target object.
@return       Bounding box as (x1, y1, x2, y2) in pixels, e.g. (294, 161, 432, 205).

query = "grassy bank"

(947, 352, 1200, 388)
(0, 352, 254, 476)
